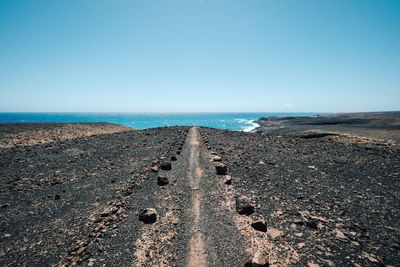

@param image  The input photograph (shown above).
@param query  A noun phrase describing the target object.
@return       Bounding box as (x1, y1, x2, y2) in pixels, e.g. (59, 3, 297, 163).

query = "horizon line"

(0, 110, 399, 114)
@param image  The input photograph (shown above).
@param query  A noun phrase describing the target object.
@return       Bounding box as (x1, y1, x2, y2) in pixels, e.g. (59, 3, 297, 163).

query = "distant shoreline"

(0, 112, 320, 132)
(253, 111, 400, 144)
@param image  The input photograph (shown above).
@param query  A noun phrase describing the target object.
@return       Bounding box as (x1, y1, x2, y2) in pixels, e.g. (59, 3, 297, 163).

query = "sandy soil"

(0, 123, 132, 150)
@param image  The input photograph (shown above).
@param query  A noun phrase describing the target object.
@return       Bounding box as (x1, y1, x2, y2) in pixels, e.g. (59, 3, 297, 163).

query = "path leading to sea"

(132, 126, 248, 266)
(187, 127, 206, 266)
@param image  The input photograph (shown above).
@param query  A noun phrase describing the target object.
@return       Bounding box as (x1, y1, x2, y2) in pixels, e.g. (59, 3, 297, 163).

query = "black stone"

(157, 176, 169, 186)
(251, 221, 267, 232)
(236, 196, 255, 215)
(216, 163, 227, 175)
(160, 162, 172, 170)
(138, 208, 157, 224)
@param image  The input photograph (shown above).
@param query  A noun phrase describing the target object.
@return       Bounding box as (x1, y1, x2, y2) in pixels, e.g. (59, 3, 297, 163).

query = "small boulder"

(138, 208, 157, 224)
(235, 196, 254, 215)
(157, 176, 169, 186)
(224, 175, 232, 185)
(160, 162, 172, 170)
(251, 220, 267, 232)
(215, 163, 227, 175)
(171, 155, 177, 161)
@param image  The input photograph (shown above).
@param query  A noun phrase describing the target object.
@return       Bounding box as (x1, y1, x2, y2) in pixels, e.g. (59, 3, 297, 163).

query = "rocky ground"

(0, 123, 132, 150)
(0, 123, 191, 266)
(0, 115, 399, 266)
(255, 112, 400, 145)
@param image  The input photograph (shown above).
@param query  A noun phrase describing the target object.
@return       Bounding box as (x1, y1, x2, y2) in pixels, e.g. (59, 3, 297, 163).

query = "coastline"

(254, 111, 400, 144)
(0, 112, 319, 132)
(241, 119, 261, 132)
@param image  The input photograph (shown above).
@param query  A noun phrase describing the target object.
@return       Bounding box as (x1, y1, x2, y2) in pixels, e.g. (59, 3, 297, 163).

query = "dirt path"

(187, 127, 207, 267)
(184, 127, 247, 266)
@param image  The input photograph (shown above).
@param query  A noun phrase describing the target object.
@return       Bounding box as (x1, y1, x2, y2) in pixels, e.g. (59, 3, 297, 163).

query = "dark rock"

(160, 162, 172, 170)
(251, 220, 267, 232)
(306, 219, 318, 229)
(171, 155, 177, 161)
(54, 194, 61, 200)
(100, 210, 110, 217)
(236, 196, 255, 215)
(176, 151, 181, 155)
(216, 163, 227, 175)
(138, 208, 157, 224)
(157, 176, 169, 186)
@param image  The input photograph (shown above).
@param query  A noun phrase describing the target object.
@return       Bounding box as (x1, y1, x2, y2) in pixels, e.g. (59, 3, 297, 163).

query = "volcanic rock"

(251, 220, 267, 232)
(138, 208, 157, 224)
(157, 176, 169, 186)
(160, 162, 172, 170)
(235, 196, 254, 215)
(215, 163, 227, 175)
(306, 219, 318, 229)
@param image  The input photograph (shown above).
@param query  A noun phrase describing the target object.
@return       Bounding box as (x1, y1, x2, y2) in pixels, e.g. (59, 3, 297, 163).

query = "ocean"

(0, 112, 319, 132)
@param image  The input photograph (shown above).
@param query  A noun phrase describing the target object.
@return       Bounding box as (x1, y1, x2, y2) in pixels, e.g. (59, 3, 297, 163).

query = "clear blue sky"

(0, 0, 399, 113)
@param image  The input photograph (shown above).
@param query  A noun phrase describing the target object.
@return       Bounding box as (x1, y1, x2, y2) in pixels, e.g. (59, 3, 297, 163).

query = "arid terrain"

(1, 112, 399, 266)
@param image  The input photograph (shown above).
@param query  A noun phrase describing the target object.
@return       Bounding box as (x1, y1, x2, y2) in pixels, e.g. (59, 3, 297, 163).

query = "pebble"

(298, 242, 306, 248)
(224, 175, 232, 185)
(267, 227, 283, 239)
(212, 156, 222, 162)
(150, 166, 158, 172)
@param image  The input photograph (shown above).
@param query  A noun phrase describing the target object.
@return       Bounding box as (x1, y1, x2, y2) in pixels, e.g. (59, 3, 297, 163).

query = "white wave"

(240, 119, 260, 132)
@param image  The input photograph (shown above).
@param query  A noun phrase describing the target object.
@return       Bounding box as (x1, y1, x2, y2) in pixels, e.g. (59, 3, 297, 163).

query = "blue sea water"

(0, 113, 320, 132)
